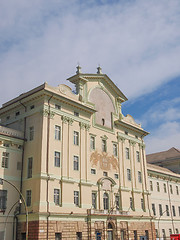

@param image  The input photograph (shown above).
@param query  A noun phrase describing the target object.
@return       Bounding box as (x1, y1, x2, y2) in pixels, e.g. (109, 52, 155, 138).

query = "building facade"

(0, 67, 156, 240)
(147, 163, 180, 239)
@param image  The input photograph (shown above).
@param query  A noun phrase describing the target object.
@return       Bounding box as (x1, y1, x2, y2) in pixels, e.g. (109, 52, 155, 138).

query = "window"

(91, 169, 96, 174)
(134, 231, 137, 240)
(176, 186, 179, 195)
(169, 229, 172, 235)
(54, 151, 60, 167)
(162, 229, 166, 239)
(29, 126, 34, 141)
(6, 116, 10, 120)
(15, 111, 20, 116)
(175, 229, 179, 234)
(27, 157, 33, 178)
(54, 189, 60, 205)
(102, 139, 107, 152)
(55, 104, 61, 110)
(159, 204, 162, 216)
(145, 230, 149, 240)
(138, 171, 142, 183)
(55, 125, 61, 140)
(74, 111, 79, 117)
(155, 229, 158, 238)
(113, 144, 118, 157)
(136, 151, 140, 162)
(125, 148, 129, 159)
(172, 205, 176, 216)
(164, 183, 167, 193)
(114, 174, 119, 179)
(115, 195, 120, 210)
(127, 169, 131, 181)
(102, 118, 105, 126)
(74, 131, 79, 146)
(141, 198, 145, 211)
(76, 232, 82, 240)
(179, 206, 180, 216)
(90, 136, 95, 150)
(30, 105, 34, 110)
(26, 190, 31, 207)
(55, 233, 62, 240)
(170, 185, 173, 194)
(125, 131, 128, 135)
(166, 205, 170, 216)
(130, 197, 133, 210)
(3, 143, 9, 147)
(103, 171, 108, 177)
(74, 191, 79, 206)
(96, 231, 102, 240)
(0, 190, 7, 212)
(152, 204, 156, 215)
(73, 156, 79, 171)
(157, 182, 160, 192)
(150, 181, 153, 191)
(2, 152, 9, 168)
(103, 193, 109, 210)
(92, 192, 97, 209)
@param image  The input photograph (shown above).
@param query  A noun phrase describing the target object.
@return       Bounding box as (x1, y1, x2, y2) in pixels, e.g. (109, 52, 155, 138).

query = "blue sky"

(0, 0, 180, 153)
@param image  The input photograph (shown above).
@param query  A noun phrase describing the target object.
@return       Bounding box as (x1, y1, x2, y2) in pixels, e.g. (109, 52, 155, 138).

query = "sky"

(0, 0, 180, 154)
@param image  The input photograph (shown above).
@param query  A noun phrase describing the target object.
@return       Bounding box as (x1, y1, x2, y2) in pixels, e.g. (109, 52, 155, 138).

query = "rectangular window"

(125, 147, 129, 159)
(0, 190, 7, 212)
(127, 169, 131, 181)
(138, 171, 142, 183)
(130, 197, 133, 210)
(76, 232, 82, 240)
(150, 181, 153, 191)
(145, 230, 149, 240)
(159, 204, 162, 216)
(30, 105, 34, 110)
(152, 203, 156, 215)
(134, 231, 137, 240)
(90, 136, 95, 150)
(26, 190, 31, 207)
(162, 229, 166, 239)
(103, 171, 108, 177)
(102, 139, 107, 152)
(115, 195, 120, 210)
(55, 104, 61, 110)
(91, 169, 96, 174)
(141, 198, 145, 211)
(176, 186, 179, 195)
(113, 144, 118, 157)
(175, 229, 179, 234)
(136, 151, 140, 162)
(74, 191, 79, 206)
(15, 111, 20, 116)
(73, 156, 79, 171)
(172, 205, 176, 216)
(55, 233, 62, 240)
(29, 126, 34, 141)
(54, 151, 60, 167)
(27, 157, 33, 178)
(164, 183, 167, 193)
(74, 131, 79, 146)
(157, 182, 160, 192)
(54, 189, 60, 205)
(166, 205, 170, 216)
(92, 192, 97, 209)
(170, 185, 173, 194)
(2, 152, 9, 168)
(74, 111, 79, 117)
(55, 125, 61, 140)
(114, 174, 119, 179)
(169, 229, 172, 235)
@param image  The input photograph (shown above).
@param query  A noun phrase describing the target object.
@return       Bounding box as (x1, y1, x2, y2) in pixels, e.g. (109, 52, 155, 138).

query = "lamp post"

(157, 210, 167, 240)
(0, 178, 28, 240)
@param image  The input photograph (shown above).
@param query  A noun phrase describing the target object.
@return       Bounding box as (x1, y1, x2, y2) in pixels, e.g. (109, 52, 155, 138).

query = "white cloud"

(145, 121, 180, 154)
(0, 0, 180, 105)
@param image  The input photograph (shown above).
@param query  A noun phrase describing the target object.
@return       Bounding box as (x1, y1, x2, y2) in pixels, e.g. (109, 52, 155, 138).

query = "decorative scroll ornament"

(90, 151, 118, 171)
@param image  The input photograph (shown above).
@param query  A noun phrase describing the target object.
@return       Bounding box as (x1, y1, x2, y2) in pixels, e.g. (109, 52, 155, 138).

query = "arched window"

(103, 192, 109, 210)
(108, 223, 113, 229)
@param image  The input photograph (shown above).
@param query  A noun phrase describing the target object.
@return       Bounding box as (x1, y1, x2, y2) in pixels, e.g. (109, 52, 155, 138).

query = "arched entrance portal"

(107, 222, 114, 240)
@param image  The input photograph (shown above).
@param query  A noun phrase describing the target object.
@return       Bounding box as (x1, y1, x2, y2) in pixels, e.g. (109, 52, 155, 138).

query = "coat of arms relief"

(90, 151, 119, 171)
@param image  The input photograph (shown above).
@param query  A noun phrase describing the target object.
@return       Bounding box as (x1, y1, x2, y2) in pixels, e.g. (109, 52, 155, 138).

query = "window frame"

(2, 152, 9, 169)
(73, 155, 79, 171)
(74, 191, 79, 206)
(55, 125, 61, 140)
(54, 151, 61, 167)
(29, 126, 34, 141)
(27, 157, 33, 178)
(26, 190, 31, 207)
(113, 143, 118, 157)
(54, 189, 60, 205)
(125, 147, 130, 159)
(74, 131, 79, 146)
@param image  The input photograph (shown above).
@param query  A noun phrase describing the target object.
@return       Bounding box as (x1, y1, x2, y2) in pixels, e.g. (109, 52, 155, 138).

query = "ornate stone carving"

(61, 116, 74, 125)
(90, 151, 118, 171)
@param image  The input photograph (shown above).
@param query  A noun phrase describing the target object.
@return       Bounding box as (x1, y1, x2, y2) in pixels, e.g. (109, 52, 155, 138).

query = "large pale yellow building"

(0, 67, 156, 240)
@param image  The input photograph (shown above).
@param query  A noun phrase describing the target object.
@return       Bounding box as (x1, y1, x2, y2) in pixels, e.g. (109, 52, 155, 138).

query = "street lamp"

(158, 210, 167, 240)
(0, 178, 28, 240)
